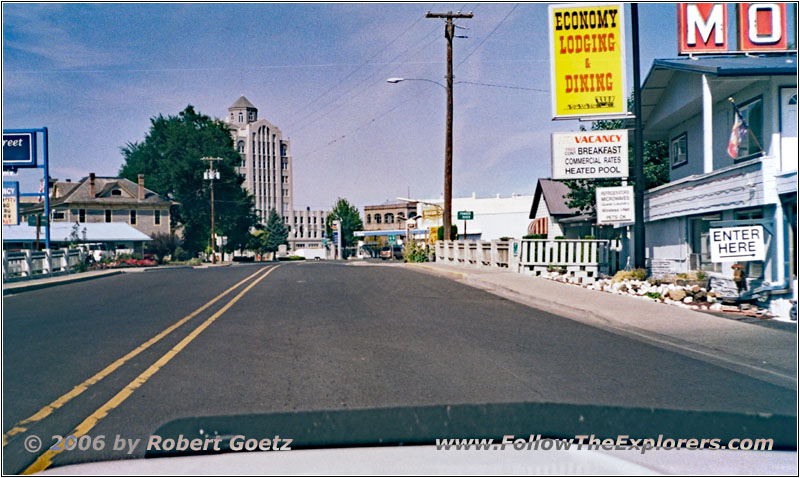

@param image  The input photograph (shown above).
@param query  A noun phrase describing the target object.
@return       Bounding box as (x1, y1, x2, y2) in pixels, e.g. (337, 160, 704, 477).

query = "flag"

(727, 102, 748, 159)
(37, 179, 45, 202)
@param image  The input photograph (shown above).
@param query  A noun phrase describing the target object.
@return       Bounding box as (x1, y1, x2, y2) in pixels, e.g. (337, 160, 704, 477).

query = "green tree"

(263, 208, 288, 254)
(119, 105, 258, 255)
(325, 198, 363, 250)
(562, 112, 669, 215)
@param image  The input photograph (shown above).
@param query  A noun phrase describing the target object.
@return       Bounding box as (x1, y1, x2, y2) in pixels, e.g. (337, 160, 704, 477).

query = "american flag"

(727, 102, 748, 159)
(37, 179, 45, 202)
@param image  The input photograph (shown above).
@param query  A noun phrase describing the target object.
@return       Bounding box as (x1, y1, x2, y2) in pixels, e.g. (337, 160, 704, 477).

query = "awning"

(2, 223, 153, 243)
(354, 229, 429, 237)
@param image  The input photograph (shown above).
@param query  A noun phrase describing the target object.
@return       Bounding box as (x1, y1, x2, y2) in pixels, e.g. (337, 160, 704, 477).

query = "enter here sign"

(709, 225, 765, 263)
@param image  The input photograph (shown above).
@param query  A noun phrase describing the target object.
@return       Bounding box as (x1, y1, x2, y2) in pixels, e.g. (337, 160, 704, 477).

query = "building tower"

(227, 96, 294, 225)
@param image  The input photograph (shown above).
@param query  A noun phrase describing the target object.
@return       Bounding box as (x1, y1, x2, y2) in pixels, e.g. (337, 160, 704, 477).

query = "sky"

(3, 2, 793, 210)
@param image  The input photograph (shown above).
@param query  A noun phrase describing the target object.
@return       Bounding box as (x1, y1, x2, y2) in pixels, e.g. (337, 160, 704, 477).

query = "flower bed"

(91, 258, 158, 269)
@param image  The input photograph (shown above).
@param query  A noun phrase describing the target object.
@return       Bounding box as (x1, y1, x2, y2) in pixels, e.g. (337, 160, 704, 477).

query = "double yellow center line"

(5, 265, 278, 474)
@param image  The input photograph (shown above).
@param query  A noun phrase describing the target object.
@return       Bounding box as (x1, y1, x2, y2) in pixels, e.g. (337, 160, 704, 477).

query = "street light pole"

(201, 157, 222, 264)
(426, 10, 472, 241)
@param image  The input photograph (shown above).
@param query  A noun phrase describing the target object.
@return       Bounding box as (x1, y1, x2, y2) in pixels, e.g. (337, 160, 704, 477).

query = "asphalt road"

(3, 262, 796, 473)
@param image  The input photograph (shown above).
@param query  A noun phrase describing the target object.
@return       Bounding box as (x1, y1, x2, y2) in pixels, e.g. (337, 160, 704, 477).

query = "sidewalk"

(3, 269, 124, 295)
(405, 262, 797, 389)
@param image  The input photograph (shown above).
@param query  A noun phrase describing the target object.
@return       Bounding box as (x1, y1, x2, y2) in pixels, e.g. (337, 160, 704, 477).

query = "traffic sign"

(388, 235, 396, 245)
(457, 211, 473, 220)
(3, 132, 37, 169)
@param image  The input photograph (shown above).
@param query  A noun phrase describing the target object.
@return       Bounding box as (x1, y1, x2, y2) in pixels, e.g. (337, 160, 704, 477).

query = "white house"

(414, 193, 534, 240)
(640, 54, 797, 320)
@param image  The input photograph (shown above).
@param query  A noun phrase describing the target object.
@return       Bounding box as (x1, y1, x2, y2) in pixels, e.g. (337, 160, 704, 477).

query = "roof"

(229, 96, 256, 109)
(651, 54, 797, 77)
(529, 179, 580, 219)
(3, 223, 152, 243)
(22, 176, 173, 213)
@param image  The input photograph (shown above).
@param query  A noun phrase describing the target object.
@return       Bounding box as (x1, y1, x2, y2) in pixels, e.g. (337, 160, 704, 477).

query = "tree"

(148, 232, 181, 264)
(263, 208, 288, 254)
(325, 198, 363, 249)
(562, 107, 669, 215)
(119, 105, 258, 255)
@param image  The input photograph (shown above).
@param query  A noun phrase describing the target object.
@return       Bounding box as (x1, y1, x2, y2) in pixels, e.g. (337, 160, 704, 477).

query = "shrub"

(403, 241, 429, 263)
(278, 255, 305, 261)
(523, 234, 546, 239)
(582, 235, 596, 240)
(437, 225, 459, 241)
(645, 291, 662, 300)
(173, 246, 189, 262)
(612, 268, 648, 282)
(499, 236, 513, 241)
(554, 236, 566, 240)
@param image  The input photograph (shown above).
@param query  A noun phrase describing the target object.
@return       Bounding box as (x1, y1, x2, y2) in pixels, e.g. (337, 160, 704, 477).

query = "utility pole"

(202, 157, 222, 264)
(631, 4, 645, 269)
(426, 10, 472, 241)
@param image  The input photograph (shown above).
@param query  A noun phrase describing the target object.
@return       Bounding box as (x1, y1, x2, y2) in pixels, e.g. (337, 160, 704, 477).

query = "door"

(780, 87, 797, 172)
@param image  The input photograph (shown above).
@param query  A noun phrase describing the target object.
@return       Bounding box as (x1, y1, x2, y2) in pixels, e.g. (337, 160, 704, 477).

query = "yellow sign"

(548, 3, 627, 119)
(421, 204, 442, 221)
(428, 226, 439, 245)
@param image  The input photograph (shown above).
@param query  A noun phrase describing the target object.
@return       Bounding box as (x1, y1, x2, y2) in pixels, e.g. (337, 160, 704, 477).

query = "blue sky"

(3, 2, 791, 209)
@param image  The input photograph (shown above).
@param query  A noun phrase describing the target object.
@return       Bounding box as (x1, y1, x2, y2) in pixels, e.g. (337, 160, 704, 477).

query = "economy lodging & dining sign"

(548, 3, 627, 119)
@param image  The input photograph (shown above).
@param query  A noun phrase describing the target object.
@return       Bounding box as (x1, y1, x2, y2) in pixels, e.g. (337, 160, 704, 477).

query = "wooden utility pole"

(426, 10, 472, 241)
(201, 157, 222, 264)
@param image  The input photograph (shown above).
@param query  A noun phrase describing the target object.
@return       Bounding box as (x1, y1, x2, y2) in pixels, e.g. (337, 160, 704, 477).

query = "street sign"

(709, 225, 765, 262)
(3, 181, 19, 225)
(27, 215, 48, 226)
(596, 186, 634, 224)
(457, 211, 474, 220)
(388, 235, 396, 246)
(548, 3, 627, 119)
(551, 130, 628, 179)
(3, 132, 37, 169)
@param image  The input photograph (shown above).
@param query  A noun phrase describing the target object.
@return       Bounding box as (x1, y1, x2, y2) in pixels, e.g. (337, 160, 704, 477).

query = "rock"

(691, 285, 701, 293)
(710, 303, 723, 311)
(682, 297, 693, 304)
(667, 288, 686, 301)
(707, 296, 717, 303)
(694, 290, 707, 302)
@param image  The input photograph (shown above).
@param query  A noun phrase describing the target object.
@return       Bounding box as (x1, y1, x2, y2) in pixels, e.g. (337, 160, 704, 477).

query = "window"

(79, 209, 86, 223)
(735, 208, 764, 279)
(155, 210, 161, 225)
(105, 210, 112, 223)
(366, 214, 371, 224)
(671, 133, 688, 168)
(735, 96, 763, 161)
(375, 214, 382, 224)
(385, 213, 394, 224)
(130, 210, 137, 225)
(689, 214, 722, 273)
(52, 211, 66, 221)
(248, 111, 254, 121)
(238, 141, 245, 153)
(238, 112, 244, 123)
(111, 189, 122, 197)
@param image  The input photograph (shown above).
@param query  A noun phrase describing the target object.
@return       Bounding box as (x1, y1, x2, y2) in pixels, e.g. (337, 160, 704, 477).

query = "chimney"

(89, 173, 96, 197)
(138, 174, 145, 200)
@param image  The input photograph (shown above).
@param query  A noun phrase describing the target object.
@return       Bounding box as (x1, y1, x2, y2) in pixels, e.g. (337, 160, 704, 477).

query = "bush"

(612, 268, 648, 282)
(645, 291, 662, 300)
(582, 235, 596, 240)
(173, 246, 189, 262)
(403, 242, 429, 263)
(499, 236, 513, 241)
(437, 225, 459, 241)
(554, 236, 566, 240)
(523, 234, 546, 239)
(278, 255, 305, 261)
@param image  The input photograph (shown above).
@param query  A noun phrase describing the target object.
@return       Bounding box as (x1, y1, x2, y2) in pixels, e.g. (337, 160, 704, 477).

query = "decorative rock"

(710, 303, 723, 311)
(667, 288, 687, 301)
(682, 297, 693, 304)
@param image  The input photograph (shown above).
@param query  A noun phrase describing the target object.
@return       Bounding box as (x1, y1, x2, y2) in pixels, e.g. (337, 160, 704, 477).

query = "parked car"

(85, 243, 110, 262)
(379, 246, 403, 260)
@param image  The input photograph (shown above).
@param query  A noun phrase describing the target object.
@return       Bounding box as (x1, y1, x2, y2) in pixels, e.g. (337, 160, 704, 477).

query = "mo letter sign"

(709, 225, 766, 263)
(551, 129, 628, 179)
(548, 3, 627, 119)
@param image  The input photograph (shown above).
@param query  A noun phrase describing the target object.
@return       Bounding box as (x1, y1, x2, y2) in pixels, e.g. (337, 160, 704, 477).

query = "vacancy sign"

(709, 225, 766, 262)
(3, 181, 19, 225)
(551, 130, 628, 179)
(596, 186, 634, 224)
(548, 3, 627, 119)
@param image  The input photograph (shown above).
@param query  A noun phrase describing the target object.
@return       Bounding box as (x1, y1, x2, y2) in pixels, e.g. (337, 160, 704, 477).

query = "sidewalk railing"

(3, 248, 86, 282)
(434, 238, 623, 280)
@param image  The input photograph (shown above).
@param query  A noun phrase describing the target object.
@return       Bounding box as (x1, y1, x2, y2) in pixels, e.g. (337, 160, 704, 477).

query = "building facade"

(21, 173, 173, 237)
(415, 193, 534, 240)
(640, 55, 797, 320)
(227, 96, 294, 225)
(288, 208, 329, 251)
(364, 202, 418, 232)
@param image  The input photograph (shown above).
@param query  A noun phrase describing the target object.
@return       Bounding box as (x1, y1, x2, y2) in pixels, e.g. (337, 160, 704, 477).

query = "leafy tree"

(119, 105, 258, 255)
(325, 198, 363, 249)
(263, 208, 288, 254)
(147, 232, 180, 264)
(562, 111, 669, 215)
(247, 228, 269, 256)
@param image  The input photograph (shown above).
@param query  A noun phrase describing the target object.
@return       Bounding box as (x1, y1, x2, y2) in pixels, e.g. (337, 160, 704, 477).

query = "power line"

(457, 80, 547, 92)
(457, 3, 518, 68)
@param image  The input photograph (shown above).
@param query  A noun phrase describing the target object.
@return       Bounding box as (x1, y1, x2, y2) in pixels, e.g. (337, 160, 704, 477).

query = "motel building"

(640, 53, 797, 320)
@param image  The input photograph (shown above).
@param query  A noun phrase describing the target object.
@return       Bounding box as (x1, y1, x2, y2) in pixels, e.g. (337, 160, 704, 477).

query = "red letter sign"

(678, 3, 728, 54)
(738, 3, 787, 51)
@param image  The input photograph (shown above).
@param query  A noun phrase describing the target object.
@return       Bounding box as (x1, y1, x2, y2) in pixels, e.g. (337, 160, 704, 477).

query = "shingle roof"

(529, 179, 581, 219)
(229, 96, 256, 109)
(21, 176, 173, 214)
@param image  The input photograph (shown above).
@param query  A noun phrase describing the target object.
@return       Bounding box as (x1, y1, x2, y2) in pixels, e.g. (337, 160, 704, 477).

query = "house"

(415, 193, 534, 240)
(22, 173, 175, 237)
(640, 54, 797, 319)
(528, 179, 620, 240)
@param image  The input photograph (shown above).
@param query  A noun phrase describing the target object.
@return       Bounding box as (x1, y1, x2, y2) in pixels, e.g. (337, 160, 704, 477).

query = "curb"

(406, 263, 467, 280)
(3, 270, 125, 295)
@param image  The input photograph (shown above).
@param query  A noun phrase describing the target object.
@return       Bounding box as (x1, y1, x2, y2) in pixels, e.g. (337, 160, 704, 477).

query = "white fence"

(3, 249, 87, 282)
(435, 239, 623, 281)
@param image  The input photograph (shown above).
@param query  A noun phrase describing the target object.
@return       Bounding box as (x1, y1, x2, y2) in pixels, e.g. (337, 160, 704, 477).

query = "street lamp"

(201, 157, 221, 264)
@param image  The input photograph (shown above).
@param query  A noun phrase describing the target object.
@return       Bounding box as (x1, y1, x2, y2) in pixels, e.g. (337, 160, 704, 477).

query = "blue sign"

(3, 132, 37, 169)
(3, 181, 20, 225)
